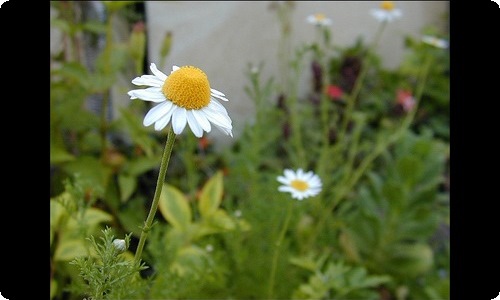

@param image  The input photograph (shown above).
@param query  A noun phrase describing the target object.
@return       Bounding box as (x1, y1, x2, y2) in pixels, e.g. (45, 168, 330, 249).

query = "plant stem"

(336, 21, 387, 147)
(268, 200, 294, 299)
(100, 11, 114, 159)
(134, 127, 176, 265)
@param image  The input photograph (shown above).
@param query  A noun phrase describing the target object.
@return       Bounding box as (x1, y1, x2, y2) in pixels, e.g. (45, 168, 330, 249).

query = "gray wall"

(144, 1, 448, 146)
(51, 2, 449, 147)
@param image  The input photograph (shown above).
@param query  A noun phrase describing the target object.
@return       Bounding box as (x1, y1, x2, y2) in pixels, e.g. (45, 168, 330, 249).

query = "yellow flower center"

(380, 1, 395, 10)
(291, 180, 309, 191)
(162, 66, 211, 110)
(314, 13, 326, 21)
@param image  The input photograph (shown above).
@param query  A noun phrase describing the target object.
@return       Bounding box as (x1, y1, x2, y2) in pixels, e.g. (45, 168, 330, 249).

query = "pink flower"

(326, 85, 344, 101)
(396, 90, 416, 112)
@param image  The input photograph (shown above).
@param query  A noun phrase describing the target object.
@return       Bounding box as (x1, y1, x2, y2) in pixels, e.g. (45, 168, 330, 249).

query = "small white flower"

(371, 1, 402, 23)
(306, 13, 332, 27)
(128, 63, 233, 138)
(205, 244, 214, 252)
(112, 239, 127, 253)
(277, 168, 322, 200)
(234, 210, 242, 218)
(422, 35, 449, 49)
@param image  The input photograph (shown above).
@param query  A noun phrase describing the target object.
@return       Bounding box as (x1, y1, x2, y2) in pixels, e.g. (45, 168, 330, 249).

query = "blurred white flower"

(306, 13, 332, 27)
(128, 63, 233, 138)
(277, 169, 322, 200)
(422, 35, 449, 49)
(371, 1, 402, 23)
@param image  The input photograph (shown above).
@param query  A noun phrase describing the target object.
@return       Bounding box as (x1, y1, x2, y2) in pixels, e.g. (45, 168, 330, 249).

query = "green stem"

(134, 127, 176, 265)
(268, 200, 294, 299)
(336, 21, 387, 147)
(100, 11, 114, 159)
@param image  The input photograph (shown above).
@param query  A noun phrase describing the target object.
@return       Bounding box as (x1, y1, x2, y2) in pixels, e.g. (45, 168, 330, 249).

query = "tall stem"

(268, 200, 294, 299)
(336, 21, 387, 146)
(134, 127, 176, 264)
(100, 11, 114, 158)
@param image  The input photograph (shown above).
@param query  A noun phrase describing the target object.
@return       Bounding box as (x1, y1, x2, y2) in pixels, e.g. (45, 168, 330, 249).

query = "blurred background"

(51, 1, 449, 146)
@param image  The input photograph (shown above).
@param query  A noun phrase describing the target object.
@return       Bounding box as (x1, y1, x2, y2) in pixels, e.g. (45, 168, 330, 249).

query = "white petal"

(131, 75, 165, 87)
(201, 106, 232, 130)
(191, 110, 212, 133)
(277, 176, 290, 185)
(212, 124, 233, 137)
(211, 94, 229, 101)
(284, 169, 297, 180)
(186, 110, 203, 138)
(128, 88, 166, 102)
(150, 63, 167, 81)
(143, 101, 173, 126)
(172, 65, 180, 73)
(211, 88, 226, 96)
(278, 186, 295, 193)
(154, 106, 176, 131)
(206, 101, 232, 125)
(172, 108, 188, 134)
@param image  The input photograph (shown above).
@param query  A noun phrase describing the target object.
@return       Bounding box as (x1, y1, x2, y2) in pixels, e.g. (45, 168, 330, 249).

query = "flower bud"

(112, 239, 127, 253)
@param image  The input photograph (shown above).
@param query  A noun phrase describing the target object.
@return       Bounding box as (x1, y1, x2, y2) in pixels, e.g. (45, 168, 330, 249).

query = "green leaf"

(65, 207, 113, 231)
(50, 145, 75, 164)
(50, 200, 68, 246)
(118, 174, 137, 203)
(82, 21, 107, 34)
(117, 197, 146, 237)
(170, 245, 209, 276)
(397, 156, 423, 186)
(198, 171, 223, 218)
(54, 239, 88, 261)
(158, 184, 192, 230)
(387, 243, 434, 277)
(82, 208, 113, 227)
(382, 181, 406, 212)
(124, 156, 160, 176)
(50, 279, 58, 300)
(62, 156, 111, 191)
(50, 18, 71, 34)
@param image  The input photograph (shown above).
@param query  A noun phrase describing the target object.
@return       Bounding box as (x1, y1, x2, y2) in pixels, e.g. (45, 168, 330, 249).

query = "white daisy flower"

(128, 63, 233, 138)
(422, 35, 449, 49)
(306, 13, 332, 27)
(371, 1, 402, 23)
(277, 168, 322, 200)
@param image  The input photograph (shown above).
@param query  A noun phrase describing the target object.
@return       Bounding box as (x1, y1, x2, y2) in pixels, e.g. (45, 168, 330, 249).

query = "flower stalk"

(134, 126, 176, 265)
(268, 200, 294, 299)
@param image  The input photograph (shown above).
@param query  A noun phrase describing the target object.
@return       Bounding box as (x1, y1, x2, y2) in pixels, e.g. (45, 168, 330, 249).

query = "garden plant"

(50, 1, 449, 299)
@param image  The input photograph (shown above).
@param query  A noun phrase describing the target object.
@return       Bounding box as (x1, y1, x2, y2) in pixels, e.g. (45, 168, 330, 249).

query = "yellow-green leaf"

(66, 207, 113, 231)
(170, 245, 208, 276)
(158, 183, 191, 230)
(198, 171, 223, 218)
(118, 174, 137, 203)
(50, 279, 58, 300)
(54, 239, 88, 261)
(50, 145, 75, 164)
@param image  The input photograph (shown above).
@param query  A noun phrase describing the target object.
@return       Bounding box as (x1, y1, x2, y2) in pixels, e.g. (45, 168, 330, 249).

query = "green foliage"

(340, 132, 449, 283)
(291, 255, 392, 300)
(50, 2, 449, 299)
(69, 227, 146, 300)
